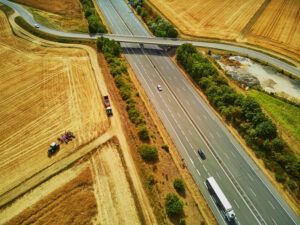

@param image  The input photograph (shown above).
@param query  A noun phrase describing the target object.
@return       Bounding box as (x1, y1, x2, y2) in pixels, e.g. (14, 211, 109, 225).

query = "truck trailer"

(206, 176, 236, 221)
(104, 95, 113, 116)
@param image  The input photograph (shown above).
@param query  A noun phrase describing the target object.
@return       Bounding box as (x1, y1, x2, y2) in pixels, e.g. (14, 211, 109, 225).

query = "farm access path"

(0, 12, 157, 225)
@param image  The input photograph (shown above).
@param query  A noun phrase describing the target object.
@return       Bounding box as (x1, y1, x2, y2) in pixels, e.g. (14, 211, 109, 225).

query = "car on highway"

(198, 149, 206, 160)
(157, 84, 162, 91)
(34, 23, 40, 28)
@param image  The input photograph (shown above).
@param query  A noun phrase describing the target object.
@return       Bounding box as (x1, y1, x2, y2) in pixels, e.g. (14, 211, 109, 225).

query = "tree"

(167, 26, 178, 38)
(173, 179, 185, 192)
(255, 120, 277, 140)
(136, 5, 142, 14)
(252, 112, 268, 126)
(179, 218, 186, 225)
(272, 137, 283, 152)
(165, 193, 184, 217)
(242, 97, 261, 121)
(138, 144, 158, 161)
(137, 125, 150, 141)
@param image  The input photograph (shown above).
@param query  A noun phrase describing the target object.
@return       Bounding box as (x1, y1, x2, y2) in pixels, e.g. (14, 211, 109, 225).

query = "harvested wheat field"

(90, 142, 141, 225)
(0, 142, 142, 225)
(12, 0, 83, 18)
(246, 0, 300, 61)
(0, 11, 109, 197)
(149, 0, 264, 40)
(3, 167, 98, 225)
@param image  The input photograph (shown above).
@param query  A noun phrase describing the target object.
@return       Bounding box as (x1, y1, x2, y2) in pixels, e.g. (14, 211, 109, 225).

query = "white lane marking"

(203, 165, 208, 172)
(197, 169, 201, 176)
(188, 130, 193, 135)
(209, 132, 214, 139)
(268, 200, 275, 210)
(216, 172, 221, 180)
(231, 151, 236, 158)
(234, 199, 240, 209)
(237, 221, 241, 225)
(177, 112, 181, 118)
(168, 97, 171, 103)
(250, 188, 256, 197)
(272, 218, 278, 225)
(191, 159, 195, 167)
(247, 173, 254, 182)
(216, 131, 221, 137)
(224, 152, 230, 160)
(196, 115, 202, 121)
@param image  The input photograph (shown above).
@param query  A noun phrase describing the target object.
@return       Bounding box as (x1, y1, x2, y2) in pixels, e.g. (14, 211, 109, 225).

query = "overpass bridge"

(1, 0, 300, 77)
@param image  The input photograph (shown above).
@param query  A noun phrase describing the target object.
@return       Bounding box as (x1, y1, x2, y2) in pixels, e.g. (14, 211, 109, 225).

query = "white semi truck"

(206, 176, 236, 221)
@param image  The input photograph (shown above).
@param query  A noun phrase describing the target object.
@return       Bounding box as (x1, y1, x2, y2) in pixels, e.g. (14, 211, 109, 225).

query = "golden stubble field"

(0, 11, 109, 197)
(0, 142, 141, 225)
(246, 0, 300, 61)
(149, 0, 265, 40)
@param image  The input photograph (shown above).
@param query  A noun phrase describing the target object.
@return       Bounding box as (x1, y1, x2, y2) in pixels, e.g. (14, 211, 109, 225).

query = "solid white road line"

(250, 188, 257, 197)
(234, 199, 240, 209)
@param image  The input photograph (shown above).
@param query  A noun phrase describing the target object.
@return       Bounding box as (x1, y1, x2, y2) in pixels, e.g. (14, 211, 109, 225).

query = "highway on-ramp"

(1, 0, 300, 224)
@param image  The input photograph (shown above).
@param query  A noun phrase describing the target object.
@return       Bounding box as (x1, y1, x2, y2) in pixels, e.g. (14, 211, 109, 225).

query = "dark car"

(198, 149, 206, 160)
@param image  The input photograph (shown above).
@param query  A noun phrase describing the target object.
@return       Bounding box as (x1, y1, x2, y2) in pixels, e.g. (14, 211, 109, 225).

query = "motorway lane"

(123, 45, 258, 225)
(96, 0, 299, 224)
(146, 48, 299, 225)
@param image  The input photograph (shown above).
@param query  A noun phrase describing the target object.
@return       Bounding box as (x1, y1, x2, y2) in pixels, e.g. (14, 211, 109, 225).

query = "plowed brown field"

(149, 0, 264, 40)
(246, 0, 300, 61)
(0, 12, 109, 197)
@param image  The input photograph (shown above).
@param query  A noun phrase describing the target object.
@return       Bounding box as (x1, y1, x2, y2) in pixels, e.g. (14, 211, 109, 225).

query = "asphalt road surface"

(95, 0, 299, 225)
(1, 0, 299, 224)
(1, 0, 300, 77)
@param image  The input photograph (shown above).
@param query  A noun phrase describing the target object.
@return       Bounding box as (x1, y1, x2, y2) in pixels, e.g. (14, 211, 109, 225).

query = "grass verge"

(247, 90, 300, 143)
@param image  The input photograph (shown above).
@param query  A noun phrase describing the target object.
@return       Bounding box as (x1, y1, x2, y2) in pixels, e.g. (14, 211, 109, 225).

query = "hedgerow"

(176, 43, 299, 188)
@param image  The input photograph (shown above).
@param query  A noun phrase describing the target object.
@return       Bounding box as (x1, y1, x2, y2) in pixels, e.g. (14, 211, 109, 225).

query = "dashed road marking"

(234, 199, 240, 209)
(247, 173, 254, 182)
(250, 188, 256, 197)
(268, 201, 275, 210)
(197, 169, 201, 176)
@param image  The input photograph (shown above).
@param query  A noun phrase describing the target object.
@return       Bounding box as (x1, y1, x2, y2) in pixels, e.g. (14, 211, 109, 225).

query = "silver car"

(157, 85, 162, 91)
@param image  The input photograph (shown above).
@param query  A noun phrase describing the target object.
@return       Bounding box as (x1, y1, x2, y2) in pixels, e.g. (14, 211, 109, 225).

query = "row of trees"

(130, 0, 178, 38)
(97, 37, 189, 221)
(97, 37, 152, 144)
(176, 44, 299, 189)
(79, 0, 107, 33)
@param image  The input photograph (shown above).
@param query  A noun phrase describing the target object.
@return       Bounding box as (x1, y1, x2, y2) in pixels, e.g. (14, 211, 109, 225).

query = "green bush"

(137, 125, 150, 141)
(161, 145, 169, 152)
(179, 218, 186, 225)
(128, 107, 142, 123)
(275, 168, 287, 183)
(173, 179, 185, 192)
(119, 86, 132, 100)
(165, 193, 184, 217)
(287, 180, 297, 191)
(138, 144, 158, 161)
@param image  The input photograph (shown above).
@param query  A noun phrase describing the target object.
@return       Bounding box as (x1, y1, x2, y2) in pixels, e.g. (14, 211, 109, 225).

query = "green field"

(247, 90, 300, 143)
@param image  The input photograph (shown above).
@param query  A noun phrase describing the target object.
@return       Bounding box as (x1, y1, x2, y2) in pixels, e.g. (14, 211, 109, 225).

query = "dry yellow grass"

(246, 0, 300, 61)
(4, 167, 97, 225)
(12, 0, 83, 18)
(148, 0, 264, 40)
(0, 11, 109, 197)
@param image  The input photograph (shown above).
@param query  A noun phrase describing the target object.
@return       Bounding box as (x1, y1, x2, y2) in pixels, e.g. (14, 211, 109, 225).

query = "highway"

(1, 0, 300, 77)
(95, 0, 299, 225)
(2, 0, 300, 224)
